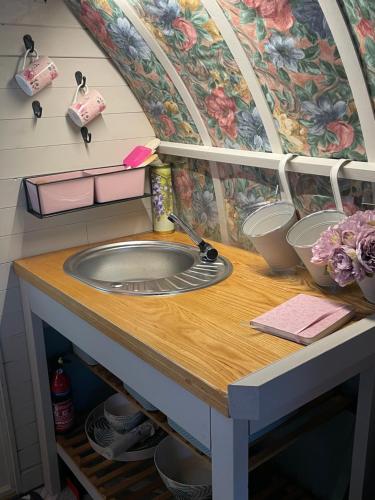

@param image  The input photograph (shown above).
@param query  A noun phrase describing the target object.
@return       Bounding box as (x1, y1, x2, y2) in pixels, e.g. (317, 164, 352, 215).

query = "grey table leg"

(20, 283, 61, 495)
(349, 364, 375, 500)
(211, 408, 249, 500)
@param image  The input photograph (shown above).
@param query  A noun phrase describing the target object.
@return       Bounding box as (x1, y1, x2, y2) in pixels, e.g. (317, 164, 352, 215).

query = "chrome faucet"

(168, 213, 219, 262)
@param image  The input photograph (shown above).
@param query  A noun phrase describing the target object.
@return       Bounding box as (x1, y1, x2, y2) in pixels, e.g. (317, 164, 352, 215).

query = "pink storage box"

(25, 171, 94, 215)
(84, 166, 146, 203)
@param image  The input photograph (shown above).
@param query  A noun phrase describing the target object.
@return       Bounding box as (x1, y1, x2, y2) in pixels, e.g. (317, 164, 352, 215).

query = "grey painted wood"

(211, 409, 248, 500)
(24, 281, 211, 448)
(349, 365, 375, 500)
(20, 281, 60, 495)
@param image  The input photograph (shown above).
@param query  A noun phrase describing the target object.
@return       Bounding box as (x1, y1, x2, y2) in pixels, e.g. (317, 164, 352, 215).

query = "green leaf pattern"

(68, 0, 201, 143)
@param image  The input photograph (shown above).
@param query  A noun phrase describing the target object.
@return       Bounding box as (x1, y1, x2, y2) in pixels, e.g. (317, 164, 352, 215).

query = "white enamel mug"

(286, 210, 346, 287)
(15, 49, 58, 96)
(67, 84, 106, 127)
(242, 201, 300, 271)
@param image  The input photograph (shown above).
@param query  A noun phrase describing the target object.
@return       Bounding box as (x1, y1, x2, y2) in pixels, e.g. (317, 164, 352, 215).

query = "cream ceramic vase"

(357, 275, 375, 304)
(151, 163, 174, 234)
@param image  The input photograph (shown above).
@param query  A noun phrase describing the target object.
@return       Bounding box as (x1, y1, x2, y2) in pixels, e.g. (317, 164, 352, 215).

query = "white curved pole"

(117, 0, 212, 146)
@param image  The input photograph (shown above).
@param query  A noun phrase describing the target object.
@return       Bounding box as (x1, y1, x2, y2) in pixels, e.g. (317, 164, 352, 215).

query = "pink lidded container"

(83, 165, 146, 203)
(25, 171, 94, 215)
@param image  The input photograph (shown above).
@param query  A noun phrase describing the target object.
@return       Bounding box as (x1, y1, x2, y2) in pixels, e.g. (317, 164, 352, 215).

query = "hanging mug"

(15, 49, 58, 96)
(67, 83, 106, 127)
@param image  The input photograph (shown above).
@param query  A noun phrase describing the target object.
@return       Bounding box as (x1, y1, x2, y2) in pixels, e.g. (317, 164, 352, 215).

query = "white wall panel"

(0, 198, 151, 237)
(0, 264, 19, 291)
(0, 57, 126, 89)
(0, 0, 80, 28)
(0, 223, 88, 264)
(0, 137, 154, 179)
(0, 113, 153, 150)
(0, 0, 154, 492)
(0, 179, 24, 209)
(0, 25, 105, 58)
(0, 86, 141, 120)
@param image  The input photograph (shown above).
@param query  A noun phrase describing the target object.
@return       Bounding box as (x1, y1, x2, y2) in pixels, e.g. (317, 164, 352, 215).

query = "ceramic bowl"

(103, 393, 144, 433)
(154, 436, 212, 499)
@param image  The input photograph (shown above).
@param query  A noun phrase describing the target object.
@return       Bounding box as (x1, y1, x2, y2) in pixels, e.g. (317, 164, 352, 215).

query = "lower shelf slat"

(57, 428, 171, 499)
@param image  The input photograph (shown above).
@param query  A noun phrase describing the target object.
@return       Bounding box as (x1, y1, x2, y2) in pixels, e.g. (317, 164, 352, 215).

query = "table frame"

(20, 280, 375, 499)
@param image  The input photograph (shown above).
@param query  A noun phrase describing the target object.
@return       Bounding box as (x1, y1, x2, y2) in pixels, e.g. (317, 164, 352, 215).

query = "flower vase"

(151, 163, 174, 234)
(357, 275, 375, 304)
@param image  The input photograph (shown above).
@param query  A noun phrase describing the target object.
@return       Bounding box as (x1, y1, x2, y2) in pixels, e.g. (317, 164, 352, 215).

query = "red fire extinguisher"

(51, 357, 74, 434)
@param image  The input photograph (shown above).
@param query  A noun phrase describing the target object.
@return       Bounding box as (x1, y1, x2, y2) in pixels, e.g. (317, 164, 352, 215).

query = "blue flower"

(144, 0, 180, 35)
(108, 17, 151, 61)
(302, 95, 347, 135)
(293, 0, 331, 39)
(148, 101, 164, 117)
(265, 35, 305, 72)
(237, 108, 271, 152)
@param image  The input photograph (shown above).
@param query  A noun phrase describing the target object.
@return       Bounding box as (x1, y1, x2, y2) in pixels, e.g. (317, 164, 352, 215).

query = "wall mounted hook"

(23, 34, 35, 54)
(32, 100, 42, 118)
(81, 127, 91, 144)
(75, 71, 86, 88)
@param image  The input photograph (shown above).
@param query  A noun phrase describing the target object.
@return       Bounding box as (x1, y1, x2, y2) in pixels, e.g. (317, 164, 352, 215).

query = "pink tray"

(25, 171, 94, 215)
(84, 166, 146, 203)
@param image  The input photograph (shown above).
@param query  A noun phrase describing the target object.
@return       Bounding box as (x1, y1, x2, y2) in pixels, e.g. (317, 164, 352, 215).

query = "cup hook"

(32, 100, 42, 118)
(329, 159, 351, 213)
(81, 127, 92, 144)
(278, 154, 297, 204)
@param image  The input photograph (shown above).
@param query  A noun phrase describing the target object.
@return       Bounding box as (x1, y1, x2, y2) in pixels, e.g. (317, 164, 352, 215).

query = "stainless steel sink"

(64, 240, 232, 296)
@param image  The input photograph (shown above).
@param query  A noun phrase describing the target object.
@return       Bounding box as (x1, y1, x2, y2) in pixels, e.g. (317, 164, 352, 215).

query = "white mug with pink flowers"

(67, 82, 106, 128)
(15, 49, 58, 96)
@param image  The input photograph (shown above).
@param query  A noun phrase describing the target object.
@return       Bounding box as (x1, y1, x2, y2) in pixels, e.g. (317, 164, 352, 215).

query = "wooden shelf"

(84, 362, 210, 463)
(57, 425, 172, 500)
(82, 361, 351, 473)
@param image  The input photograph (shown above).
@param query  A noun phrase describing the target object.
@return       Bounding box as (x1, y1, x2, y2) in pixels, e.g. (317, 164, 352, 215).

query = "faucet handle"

(168, 213, 218, 262)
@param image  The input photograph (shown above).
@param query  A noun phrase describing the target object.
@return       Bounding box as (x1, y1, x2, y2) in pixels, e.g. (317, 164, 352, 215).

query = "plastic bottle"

(51, 357, 74, 434)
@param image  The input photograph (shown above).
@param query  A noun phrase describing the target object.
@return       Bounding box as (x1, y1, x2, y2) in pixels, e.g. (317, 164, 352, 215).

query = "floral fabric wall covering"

(171, 158, 221, 241)
(171, 158, 374, 251)
(66, 0, 202, 144)
(128, 0, 271, 151)
(217, 0, 367, 160)
(340, 0, 375, 111)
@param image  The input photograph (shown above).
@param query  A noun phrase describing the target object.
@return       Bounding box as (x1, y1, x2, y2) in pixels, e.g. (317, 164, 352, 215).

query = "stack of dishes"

(85, 393, 165, 461)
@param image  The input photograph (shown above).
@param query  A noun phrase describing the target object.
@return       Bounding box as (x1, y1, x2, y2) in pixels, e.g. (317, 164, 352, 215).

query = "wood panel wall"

(0, 0, 155, 492)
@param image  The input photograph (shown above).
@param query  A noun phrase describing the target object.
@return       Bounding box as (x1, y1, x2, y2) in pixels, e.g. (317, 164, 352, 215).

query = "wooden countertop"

(14, 231, 375, 415)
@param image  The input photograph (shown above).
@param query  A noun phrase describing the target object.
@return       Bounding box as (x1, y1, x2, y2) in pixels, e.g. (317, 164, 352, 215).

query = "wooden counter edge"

(14, 261, 230, 416)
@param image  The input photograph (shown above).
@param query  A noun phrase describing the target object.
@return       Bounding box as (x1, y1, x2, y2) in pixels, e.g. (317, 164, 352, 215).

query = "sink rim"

(63, 240, 232, 296)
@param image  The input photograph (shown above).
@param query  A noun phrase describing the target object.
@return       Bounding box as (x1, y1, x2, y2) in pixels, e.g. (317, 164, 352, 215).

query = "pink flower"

(81, 1, 115, 51)
(243, 0, 294, 31)
(327, 246, 365, 287)
(357, 18, 373, 38)
(23, 68, 35, 81)
(160, 114, 176, 137)
(356, 226, 375, 274)
(174, 169, 194, 205)
(172, 18, 197, 51)
(72, 103, 83, 110)
(326, 121, 355, 153)
(50, 69, 58, 80)
(205, 87, 237, 139)
(311, 226, 342, 265)
(99, 103, 106, 112)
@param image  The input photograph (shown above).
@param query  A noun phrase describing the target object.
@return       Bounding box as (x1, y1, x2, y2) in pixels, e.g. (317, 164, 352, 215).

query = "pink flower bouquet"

(311, 211, 375, 287)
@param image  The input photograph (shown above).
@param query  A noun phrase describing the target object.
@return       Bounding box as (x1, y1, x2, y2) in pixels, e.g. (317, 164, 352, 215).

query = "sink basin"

(64, 240, 232, 295)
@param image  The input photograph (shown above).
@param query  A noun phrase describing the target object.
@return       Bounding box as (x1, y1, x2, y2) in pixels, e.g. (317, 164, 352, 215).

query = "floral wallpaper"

(340, 0, 375, 111)
(217, 0, 367, 160)
(219, 164, 279, 248)
(171, 158, 221, 241)
(66, 0, 202, 143)
(128, 0, 271, 151)
(170, 158, 375, 251)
